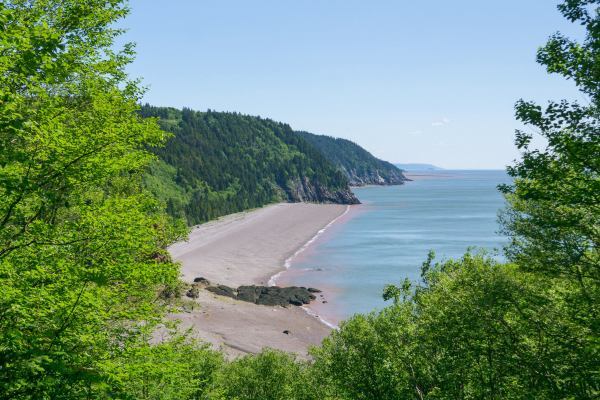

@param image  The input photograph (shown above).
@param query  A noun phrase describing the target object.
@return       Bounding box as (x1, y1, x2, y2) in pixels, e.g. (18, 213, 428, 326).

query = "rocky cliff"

(341, 166, 407, 186)
(295, 131, 409, 186)
(285, 176, 360, 204)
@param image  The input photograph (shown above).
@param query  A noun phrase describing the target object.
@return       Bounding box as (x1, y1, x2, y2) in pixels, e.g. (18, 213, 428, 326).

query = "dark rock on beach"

(186, 286, 200, 299)
(206, 285, 236, 299)
(236, 285, 260, 303)
(193, 277, 211, 285)
(205, 284, 319, 307)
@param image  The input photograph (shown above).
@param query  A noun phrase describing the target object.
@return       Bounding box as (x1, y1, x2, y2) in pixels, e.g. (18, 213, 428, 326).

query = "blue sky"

(120, 1, 585, 169)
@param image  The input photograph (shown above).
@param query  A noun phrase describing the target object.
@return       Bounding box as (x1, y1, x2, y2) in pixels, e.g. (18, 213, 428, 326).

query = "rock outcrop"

(285, 177, 360, 205)
(193, 277, 211, 285)
(186, 286, 200, 299)
(342, 167, 408, 186)
(206, 284, 236, 298)
(205, 284, 320, 307)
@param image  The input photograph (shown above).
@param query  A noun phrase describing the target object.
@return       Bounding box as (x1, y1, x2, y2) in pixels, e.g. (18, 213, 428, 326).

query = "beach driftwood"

(206, 284, 319, 307)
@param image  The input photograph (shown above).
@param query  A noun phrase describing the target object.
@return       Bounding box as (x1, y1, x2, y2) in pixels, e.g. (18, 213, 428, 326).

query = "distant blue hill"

(395, 163, 443, 171)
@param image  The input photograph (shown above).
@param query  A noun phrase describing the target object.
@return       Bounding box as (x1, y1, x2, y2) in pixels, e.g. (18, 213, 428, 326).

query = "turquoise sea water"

(281, 170, 512, 323)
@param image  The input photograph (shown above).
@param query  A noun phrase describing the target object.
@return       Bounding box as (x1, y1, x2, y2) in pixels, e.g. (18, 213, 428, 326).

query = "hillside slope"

(140, 106, 358, 224)
(296, 131, 407, 186)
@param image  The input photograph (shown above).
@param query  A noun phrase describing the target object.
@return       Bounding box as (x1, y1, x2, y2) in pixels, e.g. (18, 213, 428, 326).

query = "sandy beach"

(168, 202, 349, 358)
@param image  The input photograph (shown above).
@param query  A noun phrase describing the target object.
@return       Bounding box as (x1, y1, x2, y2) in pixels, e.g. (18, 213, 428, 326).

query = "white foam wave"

(301, 305, 339, 330)
(267, 205, 351, 329)
(268, 205, 350, 286)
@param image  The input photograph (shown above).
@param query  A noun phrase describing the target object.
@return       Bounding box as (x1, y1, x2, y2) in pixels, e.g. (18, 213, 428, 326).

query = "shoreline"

(267, 204, 351, 286)
(168, 202, 352, 357)
(268, 204, 352, 329)
(275, 202, 369, 327)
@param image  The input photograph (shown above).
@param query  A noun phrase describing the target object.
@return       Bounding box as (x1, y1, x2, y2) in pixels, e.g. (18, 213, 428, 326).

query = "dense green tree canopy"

(313, 253, 596, 399)
(0, 1, 185, 397)
(499, 0, 599, 281)
(140, 105, 357, 225)
(499, 0, 599, 377)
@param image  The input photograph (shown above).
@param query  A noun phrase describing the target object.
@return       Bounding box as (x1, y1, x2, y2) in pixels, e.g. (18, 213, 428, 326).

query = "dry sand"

(168, 202, 348, 358)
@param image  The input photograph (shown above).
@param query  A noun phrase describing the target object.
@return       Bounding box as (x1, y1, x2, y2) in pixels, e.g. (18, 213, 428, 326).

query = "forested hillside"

(296, 131, 407, 186)
(140, 106, 358, 224)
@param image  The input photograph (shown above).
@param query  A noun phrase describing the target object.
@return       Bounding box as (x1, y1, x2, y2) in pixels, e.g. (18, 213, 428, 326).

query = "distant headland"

(394, 163, 443, 171)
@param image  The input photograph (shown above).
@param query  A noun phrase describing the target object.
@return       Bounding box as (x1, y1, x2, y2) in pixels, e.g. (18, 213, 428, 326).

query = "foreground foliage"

(314, 254, 595, 399)
(104, 336, 223, 400)
(0, 0, 185, 397)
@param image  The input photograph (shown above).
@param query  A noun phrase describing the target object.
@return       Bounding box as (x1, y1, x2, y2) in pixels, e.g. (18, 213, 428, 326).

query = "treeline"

(296, 131, 408, 185)
(140, 106, 356, 225)
(1, 0, 598, 399)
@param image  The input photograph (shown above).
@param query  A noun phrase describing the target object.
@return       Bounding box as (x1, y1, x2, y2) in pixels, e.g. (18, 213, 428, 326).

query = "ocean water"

(281, 170, 512, 324)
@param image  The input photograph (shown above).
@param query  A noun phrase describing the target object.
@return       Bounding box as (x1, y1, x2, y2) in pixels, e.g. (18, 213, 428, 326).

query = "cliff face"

(285, 177, 360, 204)
(341, 166, 407, 186)
(295, 131, 409, 186)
